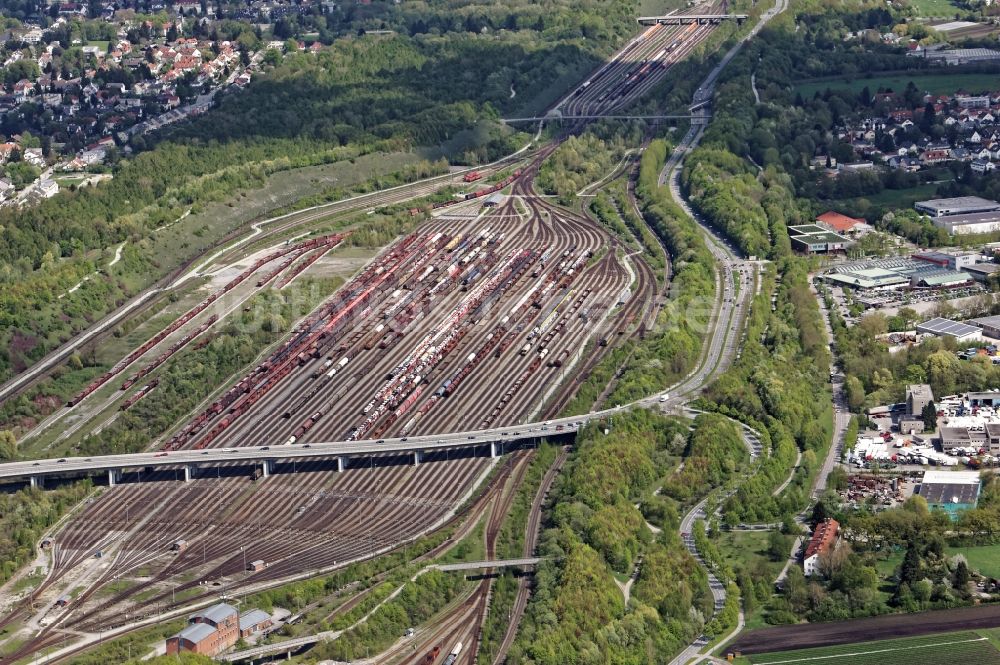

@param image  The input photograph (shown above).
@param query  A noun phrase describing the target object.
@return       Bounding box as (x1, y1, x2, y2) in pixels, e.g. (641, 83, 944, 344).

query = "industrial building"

(787, 224, 851, 253)
(931, 211, 1000, 236)
(963, 263, 1000, 283)
(969, 391, 1000, 407)
(969, 315, 1000, 339)
(167, 603, 240, 657)
(899, 416, 925, 434)
(917, 470, 981, 518)
(906, 384, 934, 417)
(913, 197, 1000, 235)
(239, 609, 273, 638)
(911, 251, 980, 271)
(915, 196, 1000, 218)
(939, 425, 988, 452)
(803, 518, 840, 576)
(915, 317, 981, 341)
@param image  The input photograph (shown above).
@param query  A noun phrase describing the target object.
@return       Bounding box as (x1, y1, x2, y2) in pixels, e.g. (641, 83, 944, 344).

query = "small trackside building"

(803, 518, 840, 577)
(166, 602, 239, 657)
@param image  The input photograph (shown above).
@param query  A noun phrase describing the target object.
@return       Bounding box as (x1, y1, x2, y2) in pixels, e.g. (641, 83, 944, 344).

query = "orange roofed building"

(803, 518, 840, 577)
(817, 211, 870, 236)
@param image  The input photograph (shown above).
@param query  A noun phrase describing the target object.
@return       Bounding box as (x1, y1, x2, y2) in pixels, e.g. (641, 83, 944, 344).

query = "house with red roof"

(804, 518, 840, 576)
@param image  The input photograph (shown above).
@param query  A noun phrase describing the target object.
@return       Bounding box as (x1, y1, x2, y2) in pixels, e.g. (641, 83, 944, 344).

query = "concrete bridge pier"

(183, 465, 194, 482)
(413, 450, 423, 466)
(491, 441, 500, 458)
(29, 475, 40, 489)
(337, 456, 346, 472)
(261, 460, 273, 478)
(107, 469, 120, 486)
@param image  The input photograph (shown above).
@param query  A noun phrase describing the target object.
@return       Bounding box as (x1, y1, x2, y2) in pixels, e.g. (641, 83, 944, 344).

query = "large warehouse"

(915, 196, 1000, 217)
(931, 211, 1000, 235)
(823, 257, 972, 290)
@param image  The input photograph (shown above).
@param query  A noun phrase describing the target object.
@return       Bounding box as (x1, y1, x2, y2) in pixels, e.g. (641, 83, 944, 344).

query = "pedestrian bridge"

(432, 557, 545, 572)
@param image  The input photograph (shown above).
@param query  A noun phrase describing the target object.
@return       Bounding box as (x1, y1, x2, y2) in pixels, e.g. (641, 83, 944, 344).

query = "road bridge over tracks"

(0, 398, 676, 489)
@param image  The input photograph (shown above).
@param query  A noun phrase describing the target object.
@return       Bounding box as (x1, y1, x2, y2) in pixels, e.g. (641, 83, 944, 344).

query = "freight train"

(68, 232, 348, 407)
(409, 170, 522, 215)
(119, 378, 159, 411)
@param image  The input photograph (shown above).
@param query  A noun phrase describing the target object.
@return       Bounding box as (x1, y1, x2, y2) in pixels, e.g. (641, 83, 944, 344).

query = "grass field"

(908, 0, 960, 16)
(830, 182, 942, 212)
(746, 631, 1000, 664)
(946, 544, 1000, 578)
(796, 73, 1000, 99)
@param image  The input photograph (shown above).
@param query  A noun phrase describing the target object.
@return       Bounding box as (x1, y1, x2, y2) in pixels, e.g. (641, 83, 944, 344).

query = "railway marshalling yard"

(0, 161, 657, 663)
(0, 9, 734, 663)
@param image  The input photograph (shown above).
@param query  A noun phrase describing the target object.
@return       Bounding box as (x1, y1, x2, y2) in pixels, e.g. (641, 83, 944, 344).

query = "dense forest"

(833, 302, 1000, 412)
(508, 410, 718, 664)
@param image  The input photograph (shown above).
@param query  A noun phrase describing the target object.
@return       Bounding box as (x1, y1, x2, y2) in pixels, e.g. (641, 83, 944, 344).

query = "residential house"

(972, 159, 997, 174)
(803, 518, 840, 577)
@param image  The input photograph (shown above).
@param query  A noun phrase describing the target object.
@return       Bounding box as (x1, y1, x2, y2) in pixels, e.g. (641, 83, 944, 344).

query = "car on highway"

(467, 435, 476, 440)
(260, 446, 270, 451)
(659, 394, 669, 402)
(33, 461, 40, 466)
(303, 444, 312, 448)
(376, 439, 385, 444)
(154, 452, 168, 457)
(57, 458, 66, 463)
(201, 451, 210, 455)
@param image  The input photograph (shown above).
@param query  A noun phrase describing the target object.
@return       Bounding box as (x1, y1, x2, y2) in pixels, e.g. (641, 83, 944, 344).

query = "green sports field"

(747, 631, 1000, 664)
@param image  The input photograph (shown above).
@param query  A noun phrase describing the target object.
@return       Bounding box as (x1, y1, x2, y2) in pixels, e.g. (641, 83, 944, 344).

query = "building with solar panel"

(917, 470, 981, 519)
(915, 317, 981, 342)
